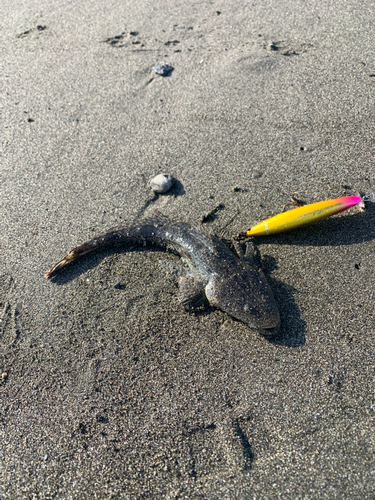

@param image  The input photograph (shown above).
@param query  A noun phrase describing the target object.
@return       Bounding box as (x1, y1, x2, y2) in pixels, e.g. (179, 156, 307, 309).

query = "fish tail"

(45, 241, 97, 278)
(45, 214, 180, 279)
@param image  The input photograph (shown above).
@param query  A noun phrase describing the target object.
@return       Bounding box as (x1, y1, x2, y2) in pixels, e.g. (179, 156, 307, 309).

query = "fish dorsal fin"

(111, 211, 219, 254)
(193, 223, 218, 256)
(103, 211, 172, 235)
(149, 209, 173, 225)
(150, 211, 218, 254)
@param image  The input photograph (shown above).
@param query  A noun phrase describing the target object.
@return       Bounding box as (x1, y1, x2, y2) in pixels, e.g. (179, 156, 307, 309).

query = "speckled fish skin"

(46, 215, 280, 336)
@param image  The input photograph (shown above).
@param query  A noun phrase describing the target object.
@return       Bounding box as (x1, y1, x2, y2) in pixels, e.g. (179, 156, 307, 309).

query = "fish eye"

(243, 304, 257, 315)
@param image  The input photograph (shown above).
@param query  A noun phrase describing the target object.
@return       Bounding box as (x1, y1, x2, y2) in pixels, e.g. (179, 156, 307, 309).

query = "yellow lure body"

(246, 196, 362, 237)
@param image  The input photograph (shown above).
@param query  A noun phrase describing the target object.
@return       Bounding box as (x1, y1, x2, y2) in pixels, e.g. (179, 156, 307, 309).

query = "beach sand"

(1, 0, 375, 497)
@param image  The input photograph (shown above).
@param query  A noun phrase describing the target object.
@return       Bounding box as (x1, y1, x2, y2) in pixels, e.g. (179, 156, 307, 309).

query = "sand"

(1, 0, 375, 498)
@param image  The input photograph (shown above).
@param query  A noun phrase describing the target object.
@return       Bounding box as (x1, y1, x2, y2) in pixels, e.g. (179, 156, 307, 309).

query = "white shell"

(150, 174, 175, 194)
(152, 64, 173, 76)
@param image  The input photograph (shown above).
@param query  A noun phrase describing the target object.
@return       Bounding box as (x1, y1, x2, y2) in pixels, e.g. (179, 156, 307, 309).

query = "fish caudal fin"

(45, 251, 77, 278)
(45, 241, 96, 278)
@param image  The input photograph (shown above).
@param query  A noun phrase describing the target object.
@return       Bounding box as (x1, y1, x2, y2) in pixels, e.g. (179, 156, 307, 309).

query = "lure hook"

(362, 193, 375, 202)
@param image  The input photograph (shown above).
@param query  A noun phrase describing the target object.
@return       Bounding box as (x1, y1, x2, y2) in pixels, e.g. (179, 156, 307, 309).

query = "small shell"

(152, 64, 174, 76)
(150, 174, 176, 194)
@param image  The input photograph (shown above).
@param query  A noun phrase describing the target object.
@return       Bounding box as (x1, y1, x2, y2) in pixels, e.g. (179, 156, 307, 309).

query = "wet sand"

(1, 0, 375, 497)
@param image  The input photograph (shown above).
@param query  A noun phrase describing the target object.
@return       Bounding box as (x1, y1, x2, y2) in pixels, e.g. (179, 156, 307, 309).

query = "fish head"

(205, 266, 280, 336)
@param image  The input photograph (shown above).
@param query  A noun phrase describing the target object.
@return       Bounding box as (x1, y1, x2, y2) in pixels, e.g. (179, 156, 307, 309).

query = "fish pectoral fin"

(233, 240, 261, 269)
(244, 241, 261, 269)
(178, 276, 207, 309)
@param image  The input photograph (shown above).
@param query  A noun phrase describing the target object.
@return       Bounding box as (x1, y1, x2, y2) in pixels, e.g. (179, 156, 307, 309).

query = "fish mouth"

(258, 323, 280, 337)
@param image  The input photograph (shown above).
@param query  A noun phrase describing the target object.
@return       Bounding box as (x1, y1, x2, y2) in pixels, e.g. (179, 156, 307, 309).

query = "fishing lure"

(247, 193, 375, 237)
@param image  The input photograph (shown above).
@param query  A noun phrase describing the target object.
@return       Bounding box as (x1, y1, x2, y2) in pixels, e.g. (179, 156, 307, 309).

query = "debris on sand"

(152, 64, 174, 76)
(150, 174, 176, 193)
